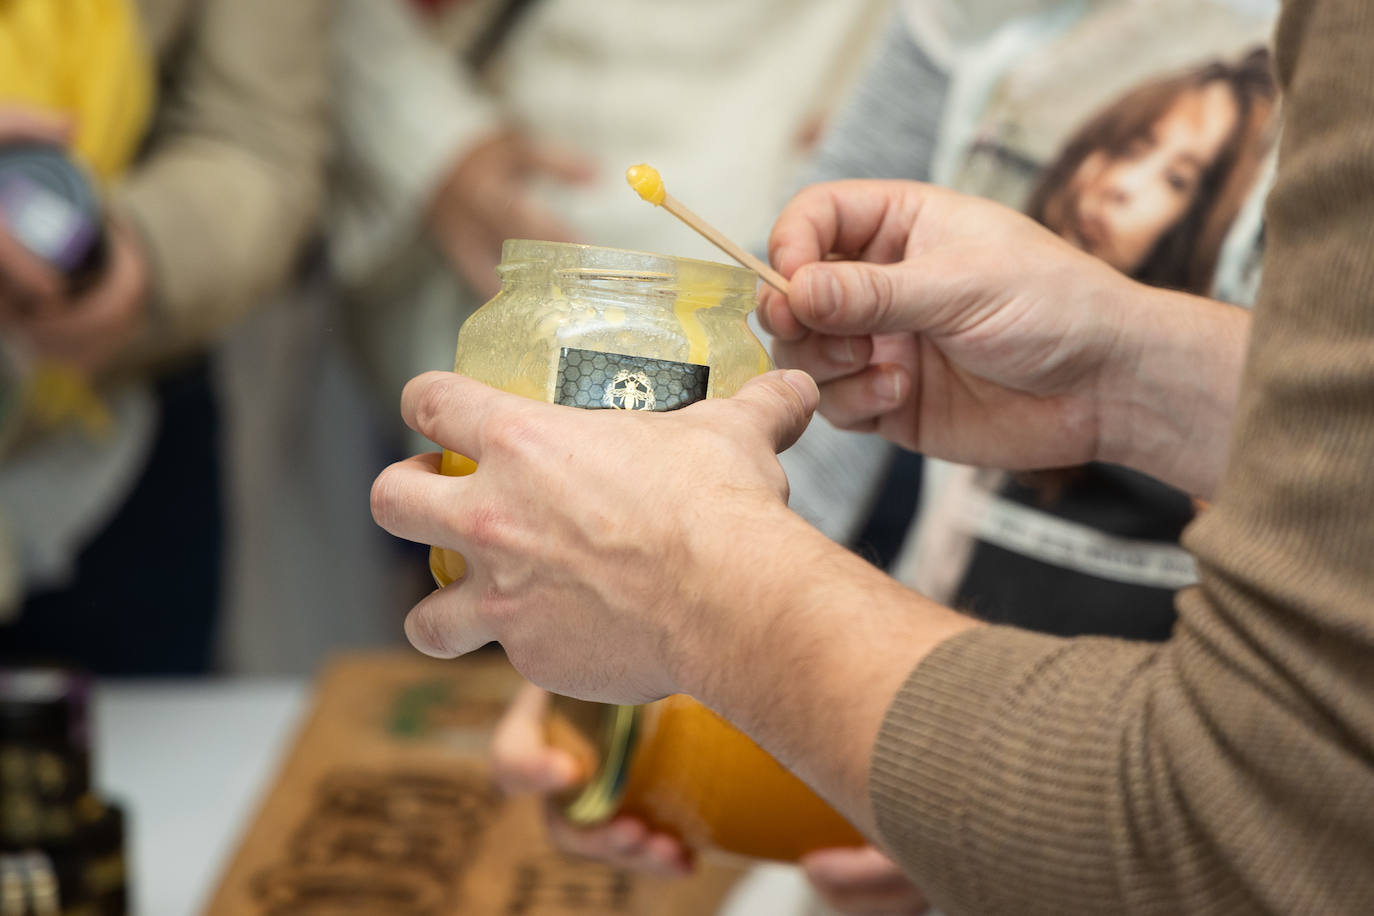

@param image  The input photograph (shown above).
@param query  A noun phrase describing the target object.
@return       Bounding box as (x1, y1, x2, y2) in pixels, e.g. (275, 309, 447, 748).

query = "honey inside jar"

(428, 239, 769, 587)
(614, 697, 864, 862)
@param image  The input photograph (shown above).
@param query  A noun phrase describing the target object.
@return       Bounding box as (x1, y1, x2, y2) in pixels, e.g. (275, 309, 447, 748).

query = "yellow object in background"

(26, 363, 112, 436)
(0, 0, 153, 181)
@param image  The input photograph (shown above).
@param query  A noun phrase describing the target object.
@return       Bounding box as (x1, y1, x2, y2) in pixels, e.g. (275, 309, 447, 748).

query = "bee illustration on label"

(604, 369, 656, 411)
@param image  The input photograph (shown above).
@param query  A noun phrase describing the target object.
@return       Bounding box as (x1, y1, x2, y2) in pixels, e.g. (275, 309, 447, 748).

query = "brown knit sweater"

(869, 1, 1374, 913)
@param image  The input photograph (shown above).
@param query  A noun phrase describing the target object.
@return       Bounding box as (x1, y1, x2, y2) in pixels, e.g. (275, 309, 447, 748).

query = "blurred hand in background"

(490, 683, 930, 914)
(4, 216, 149, 374)
(427, 129, 594, 298)
(490, 682, 694, 878)
(0, 106, 149, 374)
(801, 846, 930, 915)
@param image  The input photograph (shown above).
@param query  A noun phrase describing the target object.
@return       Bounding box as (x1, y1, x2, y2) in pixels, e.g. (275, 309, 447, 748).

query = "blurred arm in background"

(0, 0, 329, 664)
(112, 0, 331, 369)
(330, 0, 591, 303)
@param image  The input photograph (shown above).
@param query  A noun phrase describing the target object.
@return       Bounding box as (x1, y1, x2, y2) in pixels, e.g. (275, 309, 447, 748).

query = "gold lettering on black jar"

(555, 349, 708, 412)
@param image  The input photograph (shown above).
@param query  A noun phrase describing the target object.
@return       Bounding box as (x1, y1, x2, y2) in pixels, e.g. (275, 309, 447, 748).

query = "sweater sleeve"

(113, 0, 329, 358)
(869, 2, 1374, 914)
(799, 15, 948, 186)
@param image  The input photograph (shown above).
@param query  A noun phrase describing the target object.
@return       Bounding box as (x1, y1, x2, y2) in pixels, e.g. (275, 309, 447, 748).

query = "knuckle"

(802, 266, 838, 323)
(484, 407, 543, 458)
(463, 500, 509, 550)
(479, 589, 520, 633)
(859, 266, 896, 323)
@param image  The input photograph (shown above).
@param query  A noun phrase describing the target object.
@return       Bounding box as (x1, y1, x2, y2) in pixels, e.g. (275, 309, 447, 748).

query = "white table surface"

(90, 680, 815, 916)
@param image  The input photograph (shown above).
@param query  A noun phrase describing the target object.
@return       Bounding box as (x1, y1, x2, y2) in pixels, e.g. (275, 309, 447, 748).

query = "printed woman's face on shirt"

(1060, 82, 1239, 273)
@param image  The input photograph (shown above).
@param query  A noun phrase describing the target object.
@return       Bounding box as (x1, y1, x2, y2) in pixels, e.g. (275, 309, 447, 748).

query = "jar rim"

(499, 239, 759, 293)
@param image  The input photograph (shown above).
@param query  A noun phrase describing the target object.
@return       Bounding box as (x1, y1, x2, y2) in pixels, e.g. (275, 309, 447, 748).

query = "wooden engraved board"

(204, 652, 743, 915)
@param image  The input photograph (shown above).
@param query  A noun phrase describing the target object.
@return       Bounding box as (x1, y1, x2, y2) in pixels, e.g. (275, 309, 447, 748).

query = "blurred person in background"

(895, 40, 1275, 644)
(0, 0, 328, 675)
(217, 0, 888, 673)
(488, 2, 1279, 913)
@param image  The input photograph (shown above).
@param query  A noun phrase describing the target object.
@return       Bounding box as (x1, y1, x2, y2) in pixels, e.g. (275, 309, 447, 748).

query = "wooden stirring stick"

(626, 164, 790, 297)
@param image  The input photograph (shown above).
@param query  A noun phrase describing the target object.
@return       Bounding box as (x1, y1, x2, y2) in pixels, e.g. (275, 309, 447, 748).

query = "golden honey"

(588, 696, 865, 862)
(625, 164, 667, 207)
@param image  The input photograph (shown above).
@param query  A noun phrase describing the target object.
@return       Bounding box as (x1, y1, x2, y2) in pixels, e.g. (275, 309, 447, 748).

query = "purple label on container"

(0, 174, 98, 271)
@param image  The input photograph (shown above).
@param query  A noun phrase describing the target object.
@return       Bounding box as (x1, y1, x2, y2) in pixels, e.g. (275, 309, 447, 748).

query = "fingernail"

(821, 336, 855, 364)
(781, 369, 819, 403)
(876, 367, 904, 403)
(806, 269, 843, 321)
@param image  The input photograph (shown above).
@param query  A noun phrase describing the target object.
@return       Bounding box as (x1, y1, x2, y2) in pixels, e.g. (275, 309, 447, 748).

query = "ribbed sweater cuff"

(870, 626, 1050, 910)
(869, 625, 1154, 914)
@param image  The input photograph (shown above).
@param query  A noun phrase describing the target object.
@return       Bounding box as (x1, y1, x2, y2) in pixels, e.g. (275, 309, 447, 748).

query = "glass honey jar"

(431, 240, 864, 862)
(429, 239, 771, 587)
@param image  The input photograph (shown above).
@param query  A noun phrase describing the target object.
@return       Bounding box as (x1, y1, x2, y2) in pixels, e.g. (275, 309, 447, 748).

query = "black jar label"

(555, 348, 708, 412)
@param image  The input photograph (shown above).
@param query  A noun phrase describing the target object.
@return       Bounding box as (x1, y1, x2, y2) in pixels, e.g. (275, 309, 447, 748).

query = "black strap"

(465, 0, 541, 71)
(851, 448, 923, 572)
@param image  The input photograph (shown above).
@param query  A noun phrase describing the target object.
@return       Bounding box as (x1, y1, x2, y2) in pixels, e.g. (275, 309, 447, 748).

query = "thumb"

(729, 369, 819, 453)
(790, 260, 929, 337)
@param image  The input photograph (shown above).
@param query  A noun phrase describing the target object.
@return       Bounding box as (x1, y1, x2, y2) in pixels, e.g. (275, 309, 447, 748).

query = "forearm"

(116, 144, 320, 345)
(678, 504, 976, 840)
(1096, 283, 1250, 498)
(859, 1, 1374, 912)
